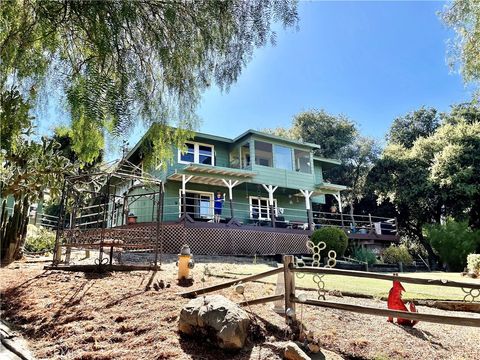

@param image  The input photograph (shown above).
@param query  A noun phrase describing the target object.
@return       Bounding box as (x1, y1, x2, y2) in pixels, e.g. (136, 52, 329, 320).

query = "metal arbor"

(52, 159, 164, 269)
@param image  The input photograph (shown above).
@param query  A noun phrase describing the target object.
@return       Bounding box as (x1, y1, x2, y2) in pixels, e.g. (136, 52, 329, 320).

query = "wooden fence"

(180, 255, 480, 328)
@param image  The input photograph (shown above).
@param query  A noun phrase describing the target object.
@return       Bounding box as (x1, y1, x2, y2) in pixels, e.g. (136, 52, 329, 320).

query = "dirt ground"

(1, 255, 479, 360)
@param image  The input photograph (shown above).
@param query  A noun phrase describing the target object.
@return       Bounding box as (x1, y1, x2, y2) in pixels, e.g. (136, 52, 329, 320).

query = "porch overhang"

(314, 182, 348, 195)
(168, 164, 256, 186)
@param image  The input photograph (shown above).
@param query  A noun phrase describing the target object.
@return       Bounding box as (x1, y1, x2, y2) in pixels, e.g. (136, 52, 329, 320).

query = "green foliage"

(425, 220, 480, 271)
(24, 225, 55, 253)
(352, 246, 377, 265)
(293, 109, 357, 159)
(442, 0, 480, 83)
(428, 221, 480, 270)
(0, 87, 34, 155)
(467, 254, 480, 275)
(382, 245, 413, 266)
(310, 227, 348, 257)
(1, 0, 298, 164)
(386, 107, 440, 148)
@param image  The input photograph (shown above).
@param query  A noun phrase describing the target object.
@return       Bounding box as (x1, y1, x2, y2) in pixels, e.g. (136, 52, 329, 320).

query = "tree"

(442, 0, 480, 83)
(293, 109, 357, 158)
(418, 112, 480, 229)
(368, 143, 441, 262)
(1, 0, 298, 163)
(370, 102, 480, 264)
(386, 107, 440, 148)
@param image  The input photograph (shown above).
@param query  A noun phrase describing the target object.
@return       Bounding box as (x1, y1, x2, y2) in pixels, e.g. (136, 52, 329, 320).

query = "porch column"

(332, 191, 343, 213)
(262, 184, 278, 227)
(300, 190, 314, 231)
(181, 175, 193, 218)
(221, 179, 239, 219)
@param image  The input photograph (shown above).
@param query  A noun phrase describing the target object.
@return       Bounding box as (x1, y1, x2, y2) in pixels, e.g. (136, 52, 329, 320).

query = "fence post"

(283, 255, 296, 323)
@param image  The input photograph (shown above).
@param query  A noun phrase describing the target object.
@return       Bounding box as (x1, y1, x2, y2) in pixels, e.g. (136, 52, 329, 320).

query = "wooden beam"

(238, 293, 284, 307)
(291, 267, 480, 290)
(284, 255, 296, 322)
(178, 267, 283, 298)
(292, 297, 480, 327)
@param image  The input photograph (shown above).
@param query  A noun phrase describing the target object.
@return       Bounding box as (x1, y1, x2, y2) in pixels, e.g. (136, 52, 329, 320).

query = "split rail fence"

(180, 255, 480, 328)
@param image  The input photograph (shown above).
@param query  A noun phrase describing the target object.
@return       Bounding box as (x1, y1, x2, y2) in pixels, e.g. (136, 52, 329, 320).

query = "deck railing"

(67, 195, 397, 236)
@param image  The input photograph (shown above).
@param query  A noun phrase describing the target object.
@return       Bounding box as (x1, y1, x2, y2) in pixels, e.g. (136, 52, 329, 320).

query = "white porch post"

(262, 184, 278, 227)
(300, 189, 314, 230)
(222, 179, 239, 219)
(333, 191, 343, 213)
(181, 175, 193, 218)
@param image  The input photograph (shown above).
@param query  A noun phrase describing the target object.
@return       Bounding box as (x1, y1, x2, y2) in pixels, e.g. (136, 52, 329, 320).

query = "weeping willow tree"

(1, 0, 298, 163)
(442, 0, 480, 86)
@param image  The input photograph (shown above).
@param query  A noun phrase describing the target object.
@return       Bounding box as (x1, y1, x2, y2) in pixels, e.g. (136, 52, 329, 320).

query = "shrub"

(24, 225, 56, 253)
(425, 220, 480, 271)
(467, 254, 480, 275)
(352, 246, 377, 265)
(382, 245, 413, 266)
(310, 226, 348, 257)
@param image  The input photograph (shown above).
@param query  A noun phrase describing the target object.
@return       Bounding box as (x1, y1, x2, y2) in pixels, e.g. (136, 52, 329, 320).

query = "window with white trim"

(249, 196, 277, 220)
(178, 142, 214, 165)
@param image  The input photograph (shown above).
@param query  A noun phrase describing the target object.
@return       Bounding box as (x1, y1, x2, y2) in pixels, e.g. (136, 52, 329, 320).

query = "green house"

(121, 127, 349, 229)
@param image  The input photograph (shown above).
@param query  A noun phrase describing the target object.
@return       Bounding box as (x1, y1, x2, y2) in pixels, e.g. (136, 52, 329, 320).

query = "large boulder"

(178, 294, 250, 350)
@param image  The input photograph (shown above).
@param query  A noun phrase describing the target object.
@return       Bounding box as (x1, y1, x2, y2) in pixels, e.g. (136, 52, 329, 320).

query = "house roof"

(233, 129, 320, 149)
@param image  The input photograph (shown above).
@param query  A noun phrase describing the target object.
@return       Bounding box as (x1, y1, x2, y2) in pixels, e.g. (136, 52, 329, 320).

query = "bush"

(467, 254, 480, 275)
(382, 245, 413, 266)
(310, 226, 348, 257)
(24, 225, 56, 253)
(352, 246, 377, 265)
(425, 220, 480, 271)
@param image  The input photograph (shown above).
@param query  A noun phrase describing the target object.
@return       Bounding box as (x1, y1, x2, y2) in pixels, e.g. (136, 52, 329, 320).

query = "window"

(179, 142, 214, 165)
(230, 148, 240, 169)
(254, 141, 273, 167)
(179, 190, 214, 219)
(180, 143, 195, 163)
(199, 145, 213, 165)
(241, 142, 251, 169)
(274, 145, 293, 170)
(249, 196, 277, 220)
(294, 149, 311, 173)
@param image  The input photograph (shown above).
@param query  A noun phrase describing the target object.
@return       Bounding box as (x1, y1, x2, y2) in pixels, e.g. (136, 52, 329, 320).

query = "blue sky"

(195, 0, 473, 143)
(36, 1, 475, 156)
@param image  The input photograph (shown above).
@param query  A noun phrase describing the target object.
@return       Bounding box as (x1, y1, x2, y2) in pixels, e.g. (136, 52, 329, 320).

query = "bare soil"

(1, 255, 479, 360)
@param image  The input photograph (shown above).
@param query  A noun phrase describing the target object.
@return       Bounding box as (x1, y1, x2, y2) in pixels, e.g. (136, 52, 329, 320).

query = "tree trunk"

(415, 229, 439, 269)
(469, 194, 480, 231)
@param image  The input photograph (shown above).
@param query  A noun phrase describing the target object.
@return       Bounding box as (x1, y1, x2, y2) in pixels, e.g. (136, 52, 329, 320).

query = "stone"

(284, 341, 311, 360)
(178, 294, 250, 350)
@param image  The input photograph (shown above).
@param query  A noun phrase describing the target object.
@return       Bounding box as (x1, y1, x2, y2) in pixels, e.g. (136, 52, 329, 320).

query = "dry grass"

(1, 255, 479, 360)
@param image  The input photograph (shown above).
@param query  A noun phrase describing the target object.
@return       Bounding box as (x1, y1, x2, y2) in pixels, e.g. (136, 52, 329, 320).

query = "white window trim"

(178, 189, 214, 218)
(249, 196, 278, 220)
(178, 141, 215, 166)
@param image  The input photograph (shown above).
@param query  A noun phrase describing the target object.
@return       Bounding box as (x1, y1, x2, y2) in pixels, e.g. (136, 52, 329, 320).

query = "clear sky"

(195, 0, 474, 144)
(35, 0, 475, 157)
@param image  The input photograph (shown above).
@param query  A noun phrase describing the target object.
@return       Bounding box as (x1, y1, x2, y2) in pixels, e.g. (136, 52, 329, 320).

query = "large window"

(249, 196, 277, 220)
(179, 142, 214, 165)
(254, 141, 273, 167)
(179, 190, 214, 219)
(294, 149, 311, 173)
(274, 145, 293, 170)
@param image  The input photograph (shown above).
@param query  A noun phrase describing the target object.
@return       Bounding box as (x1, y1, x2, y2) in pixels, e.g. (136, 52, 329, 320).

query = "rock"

(178, 294, 250, 350)
(284, 341, 311, 360)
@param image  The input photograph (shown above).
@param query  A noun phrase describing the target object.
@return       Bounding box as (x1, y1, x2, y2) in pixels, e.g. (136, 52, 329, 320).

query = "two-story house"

(100, 126, 398, 256)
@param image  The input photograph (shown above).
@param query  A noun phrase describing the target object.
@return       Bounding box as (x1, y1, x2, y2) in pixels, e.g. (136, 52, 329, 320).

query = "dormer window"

(179, 142, 214, 165)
